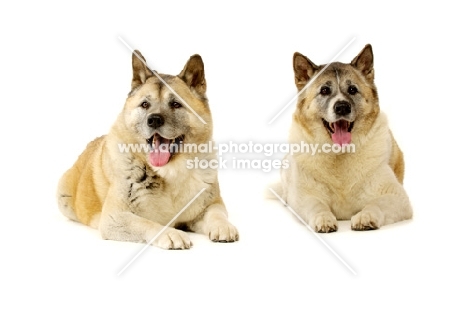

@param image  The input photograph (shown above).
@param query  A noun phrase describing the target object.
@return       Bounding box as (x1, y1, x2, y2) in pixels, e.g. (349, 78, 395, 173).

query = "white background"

(1, 1, 467, 310)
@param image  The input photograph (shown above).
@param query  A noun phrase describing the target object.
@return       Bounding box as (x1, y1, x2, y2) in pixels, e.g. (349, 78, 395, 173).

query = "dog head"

(122, 50, 212, 168)
(293, 44, 379, 146)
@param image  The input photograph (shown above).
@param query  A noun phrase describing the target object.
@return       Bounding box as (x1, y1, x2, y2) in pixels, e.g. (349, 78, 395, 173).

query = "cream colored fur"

(57, 51, 238, 249)
(279, 44, 412, 232)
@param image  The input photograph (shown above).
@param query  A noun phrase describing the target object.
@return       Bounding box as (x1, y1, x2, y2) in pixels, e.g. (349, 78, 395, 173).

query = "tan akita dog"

(279, 44, 412, 232)
(57, 51, 238, 249)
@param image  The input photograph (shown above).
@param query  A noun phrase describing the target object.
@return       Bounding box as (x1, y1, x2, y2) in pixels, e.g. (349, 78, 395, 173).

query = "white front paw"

(207, 221, 239, 243)
(152, 228, 192, 250)
(311, 211, 338, 233)
(351, 209, 383, 231)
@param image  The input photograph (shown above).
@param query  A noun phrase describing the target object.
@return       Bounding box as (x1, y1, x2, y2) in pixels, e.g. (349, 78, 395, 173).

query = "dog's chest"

(125, 163, 210, 224)
(310, 147, 391, 217)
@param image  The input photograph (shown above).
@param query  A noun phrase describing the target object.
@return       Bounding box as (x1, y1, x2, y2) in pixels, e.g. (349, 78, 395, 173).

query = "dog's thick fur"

(57, 51, 238, 249)
(280, 44, 412, 232)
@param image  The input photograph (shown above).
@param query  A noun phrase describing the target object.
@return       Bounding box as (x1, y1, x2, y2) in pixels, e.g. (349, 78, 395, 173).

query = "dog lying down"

(57, 50, 238, 249)
(276, 44, 412, 232)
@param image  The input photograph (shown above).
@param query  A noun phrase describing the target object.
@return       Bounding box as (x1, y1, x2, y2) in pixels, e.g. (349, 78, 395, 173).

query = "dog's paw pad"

(351, 210, 381, 231)
(208, 222, 239, 243)
(153, 229, 192, 250)
(312, 212, 338, 233)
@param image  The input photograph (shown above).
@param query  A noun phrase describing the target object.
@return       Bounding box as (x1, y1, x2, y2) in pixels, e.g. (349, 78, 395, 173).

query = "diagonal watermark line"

(117, 188, 206, 276)
(268, 188, 357, 275)
(118, 36, 207, 125)
(268, 37, 356, 124)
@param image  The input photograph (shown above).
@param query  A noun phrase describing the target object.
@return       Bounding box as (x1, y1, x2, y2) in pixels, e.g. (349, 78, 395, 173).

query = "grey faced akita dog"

(279, 44, 412, 232)
(57, 51, 238, 249)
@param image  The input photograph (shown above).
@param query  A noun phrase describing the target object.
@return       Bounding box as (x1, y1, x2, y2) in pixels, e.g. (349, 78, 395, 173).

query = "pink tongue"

(331, 121, 351, 146)
(149, 137, 171, 167)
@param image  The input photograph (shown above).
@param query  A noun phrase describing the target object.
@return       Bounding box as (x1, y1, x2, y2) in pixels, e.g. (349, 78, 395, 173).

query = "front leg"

(191, 202, 239, 243)
(291, 195, 338, 233)
(351, 183, 412, 230)
(99, 191, 192, 250)
(282, 159, 337, 233)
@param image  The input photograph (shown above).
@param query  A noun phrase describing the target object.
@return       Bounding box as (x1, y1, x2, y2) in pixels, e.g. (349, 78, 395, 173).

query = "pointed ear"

(351, 44, 374, 81)
(293, 52, 319, 91)
(131, 50, 154, 90)
(178, 54, 206, 97)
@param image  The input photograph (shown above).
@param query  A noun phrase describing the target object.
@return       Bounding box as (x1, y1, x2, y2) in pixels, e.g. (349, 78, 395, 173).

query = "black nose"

(334, 101, 352, 116)
(147, 114, 165, 128)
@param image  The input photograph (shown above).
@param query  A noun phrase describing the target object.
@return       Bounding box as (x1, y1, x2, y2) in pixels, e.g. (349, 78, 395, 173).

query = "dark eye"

(348, 85, 358, 95)
(320, 86, 331, 96)
(141, 101, 150, 109)
(170, 101, 182, 109)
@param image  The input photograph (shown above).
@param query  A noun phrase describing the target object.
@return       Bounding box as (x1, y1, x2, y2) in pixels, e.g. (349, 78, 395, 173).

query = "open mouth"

(146, 134, 184, 167)
(322, 119, 354, 146)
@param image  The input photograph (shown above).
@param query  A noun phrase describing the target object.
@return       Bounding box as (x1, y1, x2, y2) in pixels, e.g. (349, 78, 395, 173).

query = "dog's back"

(389, 133, 405, 184)
(57, 136, 106, 228)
